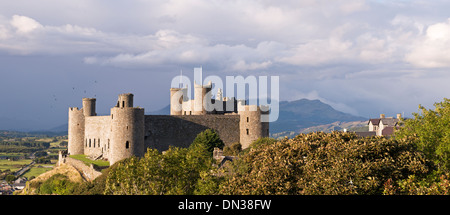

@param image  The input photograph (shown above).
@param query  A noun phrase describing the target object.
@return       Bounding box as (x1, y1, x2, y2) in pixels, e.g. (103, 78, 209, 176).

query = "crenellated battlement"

(69, 107, 82, 112)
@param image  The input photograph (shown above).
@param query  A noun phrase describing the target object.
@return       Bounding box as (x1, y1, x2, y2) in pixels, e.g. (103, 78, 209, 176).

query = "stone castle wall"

(84, 115, 111, 159)
(144, 114, 240, 151)
(58, 151, 102, 181)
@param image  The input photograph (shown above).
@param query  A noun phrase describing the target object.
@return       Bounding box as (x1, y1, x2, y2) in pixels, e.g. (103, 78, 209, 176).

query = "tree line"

(0, 140, 50, 153)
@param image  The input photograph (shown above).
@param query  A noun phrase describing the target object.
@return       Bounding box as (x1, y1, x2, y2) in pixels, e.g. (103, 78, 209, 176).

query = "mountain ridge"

(270, 99, 367, 133)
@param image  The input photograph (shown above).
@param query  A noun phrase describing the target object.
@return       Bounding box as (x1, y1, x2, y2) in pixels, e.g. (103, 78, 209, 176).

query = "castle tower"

(170, 88, 183, 115)
(193, 81, 212, 115)
(117, 93, 133, 108)
(82, 98, 97, 116)
(239, 105, 270, 149)
(109, 93, 145, 165)
(68, 107, 85, 155)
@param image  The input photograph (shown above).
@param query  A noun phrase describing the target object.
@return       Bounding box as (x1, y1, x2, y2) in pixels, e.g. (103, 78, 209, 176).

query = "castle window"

(122, 101, 125, 108)
(89, 139, 91, 147)
(126, 125, 128, 130)
(246, 129, 249, 135)
(112, 114, 113, 119)
(98, 139, 100, 147)
(86, 139, 87, 147)
(108, 139, 110, 149)
(93, 139, 95, 148)
(126, 141, 130, 149)
(247, 117, 249, 122)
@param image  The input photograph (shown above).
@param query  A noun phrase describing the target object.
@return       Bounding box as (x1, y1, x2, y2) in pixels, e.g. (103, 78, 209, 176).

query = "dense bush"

(223, 142, 242, 156)
(104, 129, 217, 195)
(394, 98, 450, 173)
(220, 132, 431, 195)
(32, 173, 77, 195)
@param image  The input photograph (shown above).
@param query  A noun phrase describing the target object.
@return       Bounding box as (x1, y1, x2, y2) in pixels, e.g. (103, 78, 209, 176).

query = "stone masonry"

(67, 84, 269, 165)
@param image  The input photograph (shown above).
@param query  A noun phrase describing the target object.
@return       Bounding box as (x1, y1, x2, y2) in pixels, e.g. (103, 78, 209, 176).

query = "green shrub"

(395, 98, 450, 173)
(221, 132, 431, 195)
(223, 142, 242, 156)
(35, 173, 78, 195)
(105, 145, 215, 195)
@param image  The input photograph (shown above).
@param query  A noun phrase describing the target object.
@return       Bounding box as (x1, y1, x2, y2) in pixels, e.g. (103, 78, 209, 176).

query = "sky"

(1, 0, 450, 130)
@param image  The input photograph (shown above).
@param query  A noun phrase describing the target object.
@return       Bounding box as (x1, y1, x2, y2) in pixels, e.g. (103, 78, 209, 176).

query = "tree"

(191, 129, 224, 155)
(59, 141, 68, 147)
(5, 175, 15, 184)
(394, 98, 450, 173)
(105, 140, 215, 195)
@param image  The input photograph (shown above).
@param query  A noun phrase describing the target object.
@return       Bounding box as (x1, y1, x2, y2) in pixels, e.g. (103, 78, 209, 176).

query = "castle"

(67, 83, 269, 165)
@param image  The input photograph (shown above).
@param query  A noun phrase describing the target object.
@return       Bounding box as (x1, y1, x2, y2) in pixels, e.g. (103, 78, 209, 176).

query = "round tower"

(109, 105, 145, 165)
(82, 98, 96, 116)
(117, 93, 133, 108)
(193, 81, 212, 115)
(170, 88, 183, 115)
(239, 105, 268, 149)
(68, 107, 85, 155)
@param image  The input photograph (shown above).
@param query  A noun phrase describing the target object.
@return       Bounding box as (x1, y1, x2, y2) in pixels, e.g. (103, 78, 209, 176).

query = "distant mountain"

(270, 99, 367, 134)
(147, 99, 367, 134)
(146, 105, 170, 115)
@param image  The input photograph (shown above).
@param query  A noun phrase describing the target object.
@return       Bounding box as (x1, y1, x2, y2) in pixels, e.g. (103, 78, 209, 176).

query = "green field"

(0, 159, 33, 172)
(0, 132, 67, 180)
(0, 152, 28, 159)
(23, 165, 54, 178)
(69, 154, 110, 167)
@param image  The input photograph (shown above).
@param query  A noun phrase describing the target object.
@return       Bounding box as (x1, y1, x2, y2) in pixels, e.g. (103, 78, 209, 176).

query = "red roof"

(368, 119, 380, 125)
(382, 127, 395, 136)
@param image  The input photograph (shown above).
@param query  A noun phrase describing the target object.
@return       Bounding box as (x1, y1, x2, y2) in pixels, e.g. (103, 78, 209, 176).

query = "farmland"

(0, 130, 67, 181)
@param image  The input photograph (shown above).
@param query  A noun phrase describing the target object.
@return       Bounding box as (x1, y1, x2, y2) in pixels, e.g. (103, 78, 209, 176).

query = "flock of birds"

(49, 80, 98, 109)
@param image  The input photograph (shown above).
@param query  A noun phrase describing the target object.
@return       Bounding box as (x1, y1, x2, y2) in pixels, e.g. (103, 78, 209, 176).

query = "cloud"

(10, 15, 42, 34)
(1, 3, 449, 76)
(231, 60, 272, 71)
(405, 18, 450, 68)
(0, 15, 112, 54)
